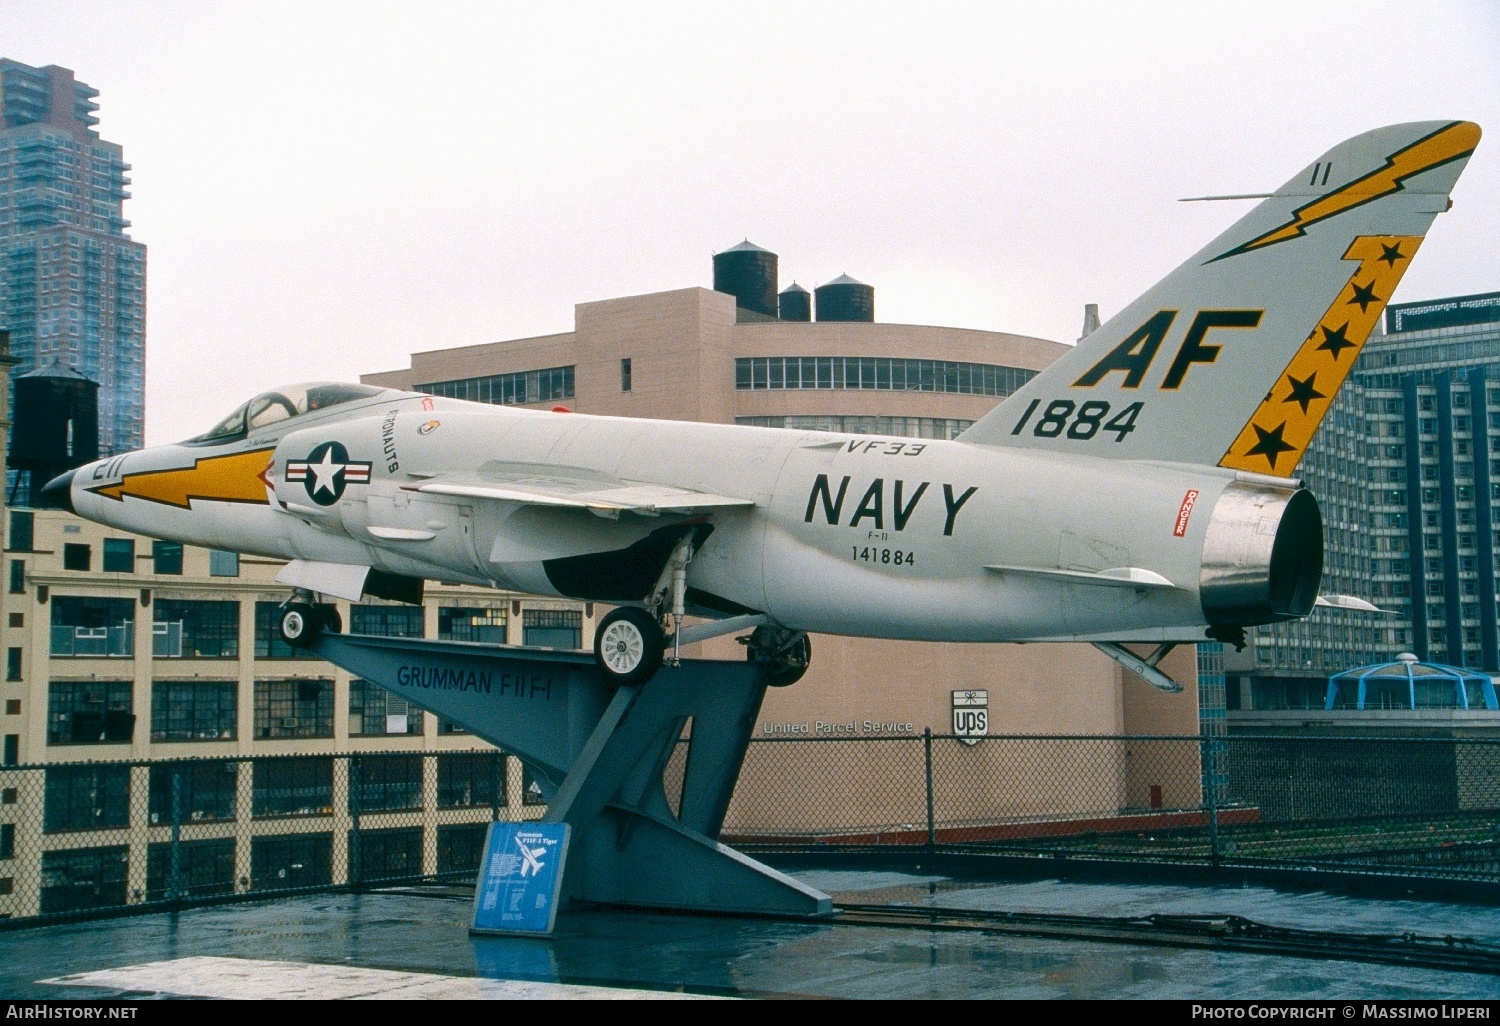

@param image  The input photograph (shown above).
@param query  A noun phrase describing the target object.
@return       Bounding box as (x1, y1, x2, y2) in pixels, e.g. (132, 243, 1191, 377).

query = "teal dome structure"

(1325, 653, 1497, 711)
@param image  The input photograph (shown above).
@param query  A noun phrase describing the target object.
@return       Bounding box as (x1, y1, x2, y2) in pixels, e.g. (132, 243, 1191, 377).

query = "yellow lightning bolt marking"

(89, 448, 275, 509)
(1213, 122, 1479, 262)
(1220, 236, 1421, 474)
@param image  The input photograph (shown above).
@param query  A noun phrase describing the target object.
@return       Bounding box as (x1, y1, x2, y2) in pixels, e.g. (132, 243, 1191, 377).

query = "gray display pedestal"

(309, 632, 832, 918)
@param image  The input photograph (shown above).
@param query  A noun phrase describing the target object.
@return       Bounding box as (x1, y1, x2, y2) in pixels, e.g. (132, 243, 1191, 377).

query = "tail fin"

(959, 120, 1481, 475)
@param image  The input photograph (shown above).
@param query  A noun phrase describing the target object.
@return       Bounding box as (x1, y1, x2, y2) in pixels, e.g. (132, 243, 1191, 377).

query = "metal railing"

(722, 732, 1500, 883)
(0, 733, 1495, 926)
(0, 750, 538, 923)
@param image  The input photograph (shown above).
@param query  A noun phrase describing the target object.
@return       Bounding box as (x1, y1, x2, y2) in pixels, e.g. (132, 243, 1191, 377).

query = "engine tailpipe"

(1199, 483, 1322, 627)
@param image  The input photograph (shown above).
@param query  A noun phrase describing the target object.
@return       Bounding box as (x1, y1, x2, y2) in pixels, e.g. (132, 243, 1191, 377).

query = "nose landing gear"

(277, 593, 341, 649)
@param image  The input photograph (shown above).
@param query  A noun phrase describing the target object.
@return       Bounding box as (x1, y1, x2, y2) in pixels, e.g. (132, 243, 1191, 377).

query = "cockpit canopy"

(188, 382, 390, 444)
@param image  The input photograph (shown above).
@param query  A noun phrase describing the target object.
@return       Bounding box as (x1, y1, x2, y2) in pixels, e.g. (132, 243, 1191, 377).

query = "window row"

(37, 824, 496, 914)
(734, 356, 1036, 397)
(43, 677, 486, 745)
(5, 514, 238, 578)
(39, 754, 545, 833)
(416, 365, 574, 406)
(44, 601, 573, 659)
(736, 415, 975, 441)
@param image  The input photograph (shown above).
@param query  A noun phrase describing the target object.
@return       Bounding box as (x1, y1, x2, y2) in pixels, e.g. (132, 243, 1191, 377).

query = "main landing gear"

(593, 607, 665, 687)
(742, 624, 812, 687)
(591, 533, 815, 688)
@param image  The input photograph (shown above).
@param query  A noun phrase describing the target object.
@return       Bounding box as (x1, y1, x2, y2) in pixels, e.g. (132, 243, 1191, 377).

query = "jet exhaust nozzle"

(38, 469, 77, 514)
(1199, 483, 1323, 627)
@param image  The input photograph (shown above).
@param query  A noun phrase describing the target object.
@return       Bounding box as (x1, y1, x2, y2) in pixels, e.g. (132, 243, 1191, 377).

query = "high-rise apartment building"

(0, 59, 145, 458)
(1232, 290, 1500, 708)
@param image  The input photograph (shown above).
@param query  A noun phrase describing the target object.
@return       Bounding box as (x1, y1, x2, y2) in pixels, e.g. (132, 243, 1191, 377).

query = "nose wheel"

(594, 607, 665, 686)
(278, 598, 341, 649)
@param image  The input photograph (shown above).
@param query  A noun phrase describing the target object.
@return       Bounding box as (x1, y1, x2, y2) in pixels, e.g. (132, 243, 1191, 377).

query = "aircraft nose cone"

(39, 469, 76, 513)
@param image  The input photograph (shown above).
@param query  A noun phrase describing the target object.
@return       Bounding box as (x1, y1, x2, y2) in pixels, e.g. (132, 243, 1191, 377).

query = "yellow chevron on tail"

(1219, 235, 1421, 474)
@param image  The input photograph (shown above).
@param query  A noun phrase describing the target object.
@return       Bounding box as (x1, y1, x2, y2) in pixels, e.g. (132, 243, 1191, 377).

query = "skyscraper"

(1231, 290, 1500, 709)
(0, 59, 145, 458)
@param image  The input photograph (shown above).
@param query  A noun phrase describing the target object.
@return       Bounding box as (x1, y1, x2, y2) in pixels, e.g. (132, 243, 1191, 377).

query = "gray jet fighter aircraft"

(46, 120, 1481, 689)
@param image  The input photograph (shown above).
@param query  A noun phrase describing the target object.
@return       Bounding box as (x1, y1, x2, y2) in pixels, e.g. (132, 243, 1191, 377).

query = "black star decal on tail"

(1348, 280, 1381, 312)
(1379, 243, 1405, 268)
(1282, 372, 1327, 415)
(1243, 422, 1296, 471)
(1316, 322, 1356, 360)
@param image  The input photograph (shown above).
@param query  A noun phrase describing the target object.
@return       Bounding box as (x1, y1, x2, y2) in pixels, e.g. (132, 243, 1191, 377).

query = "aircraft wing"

(402, 464, 753, 515)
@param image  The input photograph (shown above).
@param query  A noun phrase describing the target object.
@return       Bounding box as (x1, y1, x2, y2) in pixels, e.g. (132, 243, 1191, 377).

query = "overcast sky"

(4, 1, 1498, 445)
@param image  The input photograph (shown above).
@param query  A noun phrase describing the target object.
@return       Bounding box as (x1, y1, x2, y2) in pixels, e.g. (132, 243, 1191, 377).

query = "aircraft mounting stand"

(303, 627, 833, 919)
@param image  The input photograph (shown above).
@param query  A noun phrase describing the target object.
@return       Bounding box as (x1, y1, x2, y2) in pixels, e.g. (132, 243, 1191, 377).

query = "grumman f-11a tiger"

(47, 120, 1481, 690)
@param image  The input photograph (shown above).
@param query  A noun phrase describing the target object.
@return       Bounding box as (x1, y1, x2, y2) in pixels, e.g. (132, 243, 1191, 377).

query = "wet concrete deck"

(8, 870, 1500, 999)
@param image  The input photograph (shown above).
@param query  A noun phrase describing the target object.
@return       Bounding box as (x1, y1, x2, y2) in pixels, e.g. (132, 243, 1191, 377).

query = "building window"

(250, 832, 331, 890)
(8, 511, 33, 553)
(7, 560, 23, 594)
(0, 823, 12, 860)
(62, 543, 90, 571)
(150, 681, 236, 741)
(254, 602, 330, 659)
(415, 365, 575, 406)
(47, 681, 133, 745)
(5, 649, 19, 682)
(152, 540, 182, 575)
(734, 356, 1036, 398)
(620, 358, 632, 392)
(50, 596, 134, 657)
(43, 764, 131, 832)
(349, 826, 422, 884)
(437, 717, 469, 735)
(145, 837, 235, 902)
(349, 755, 423, 813)
(438, 606, 507, 643)
(437, 752, 504, 808)
(252, 757, 332, 818)
(2, 736, 15, 767)
(153, 599, 238, 658)
(39, 846, 128, 914)
(348, 679, 421, 736)
(437, 823, 489, 878)
(349, 604, 423, 638)
(522, 609, 581, 649)
(148, 761, 238, 823)
(208, 550, 239, 577)
(102, 538, 134, 573)
(736, 415, 976, 441)
(254, 679, 333, 739)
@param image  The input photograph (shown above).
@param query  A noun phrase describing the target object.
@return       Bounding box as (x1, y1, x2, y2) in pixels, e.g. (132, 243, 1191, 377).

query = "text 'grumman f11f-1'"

(48, 121, 1482, 689)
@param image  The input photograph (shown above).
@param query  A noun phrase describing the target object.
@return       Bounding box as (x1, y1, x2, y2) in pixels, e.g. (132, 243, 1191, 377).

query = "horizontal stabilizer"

(984, 564, 1178, 590)
(1315, 594, 1383, 612)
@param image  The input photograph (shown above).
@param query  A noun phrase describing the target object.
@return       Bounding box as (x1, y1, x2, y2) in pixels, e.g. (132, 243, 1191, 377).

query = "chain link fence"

(726, 733, 1500, 882)
(0, 750, 545, 923)
(0, 734, 1496, 925)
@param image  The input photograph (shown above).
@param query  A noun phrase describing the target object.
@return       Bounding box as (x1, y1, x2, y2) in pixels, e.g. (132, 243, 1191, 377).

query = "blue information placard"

(470, 822, 570, 936)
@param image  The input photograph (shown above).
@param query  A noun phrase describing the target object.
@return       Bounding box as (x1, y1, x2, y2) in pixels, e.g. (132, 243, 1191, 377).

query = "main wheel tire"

(279, 602, 321, 649)
(767, 634, 812, 688)
(594, 607, 664, 686)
